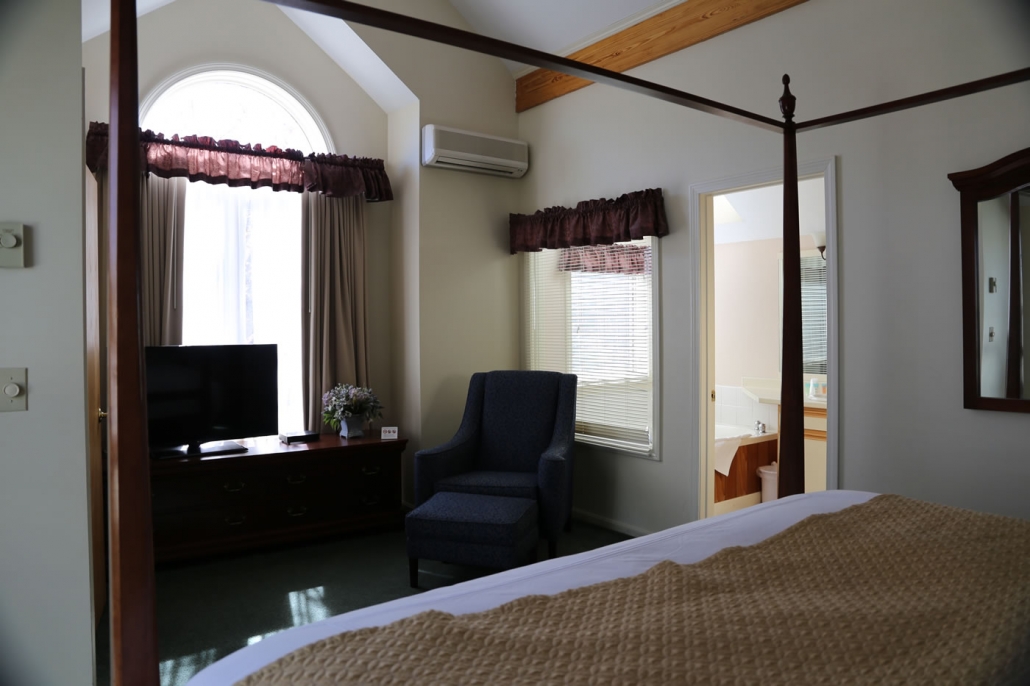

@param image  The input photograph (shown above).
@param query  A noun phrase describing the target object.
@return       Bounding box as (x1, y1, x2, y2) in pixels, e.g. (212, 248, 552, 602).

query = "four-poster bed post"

(103, 0, 1030, 681)
(777, 76, 805, 498)
(107, 1, 160, 684)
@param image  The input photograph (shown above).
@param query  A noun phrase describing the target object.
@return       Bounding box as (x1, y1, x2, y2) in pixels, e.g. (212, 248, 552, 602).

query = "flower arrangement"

(322, 383, 384, 432)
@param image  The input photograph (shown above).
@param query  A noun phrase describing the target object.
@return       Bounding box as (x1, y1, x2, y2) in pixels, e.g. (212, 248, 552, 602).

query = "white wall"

(519, 0, 1030, 531)
(81, 0, 399, 428)
(0, 0, 95, 683)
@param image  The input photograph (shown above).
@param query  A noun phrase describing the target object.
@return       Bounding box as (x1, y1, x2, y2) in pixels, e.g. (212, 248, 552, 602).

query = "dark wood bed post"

(1006, 193, 1022, 399)
(108, 0, 160, 683)
(778, 75, 805, 498)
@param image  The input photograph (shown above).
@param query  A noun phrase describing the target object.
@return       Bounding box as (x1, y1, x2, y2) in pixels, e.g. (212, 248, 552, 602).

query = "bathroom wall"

(714, 237, 783, 387)
(714, 385, 779, 432)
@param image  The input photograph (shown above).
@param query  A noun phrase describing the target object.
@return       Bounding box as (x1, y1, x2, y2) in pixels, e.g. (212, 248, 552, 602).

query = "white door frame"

(690, 157, 839, 519)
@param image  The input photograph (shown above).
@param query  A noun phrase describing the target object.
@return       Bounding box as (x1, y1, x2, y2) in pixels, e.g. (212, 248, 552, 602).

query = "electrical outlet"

(380, 426, 398, 440)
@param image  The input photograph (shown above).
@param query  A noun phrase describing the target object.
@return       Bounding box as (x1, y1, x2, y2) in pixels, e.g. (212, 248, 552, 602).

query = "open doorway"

(694, 159, 838, 519)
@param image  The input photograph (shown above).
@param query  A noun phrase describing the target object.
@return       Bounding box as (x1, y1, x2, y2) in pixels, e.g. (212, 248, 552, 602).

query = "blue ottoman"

(406, 492, 539, 588)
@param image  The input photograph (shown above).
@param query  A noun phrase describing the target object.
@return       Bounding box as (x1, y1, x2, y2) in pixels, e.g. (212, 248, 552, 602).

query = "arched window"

(142, 69, 329, 432)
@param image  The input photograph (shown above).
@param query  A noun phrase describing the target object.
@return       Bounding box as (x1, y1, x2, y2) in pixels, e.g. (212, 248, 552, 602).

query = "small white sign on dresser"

(380, 426, 399, 440)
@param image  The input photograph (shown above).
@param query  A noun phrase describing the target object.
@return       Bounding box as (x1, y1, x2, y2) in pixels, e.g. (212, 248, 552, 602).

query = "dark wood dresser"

(150, 435, 407, 563)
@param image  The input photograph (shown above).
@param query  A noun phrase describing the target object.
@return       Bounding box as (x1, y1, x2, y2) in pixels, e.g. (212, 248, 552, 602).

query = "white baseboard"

(572, 507, 652, 538)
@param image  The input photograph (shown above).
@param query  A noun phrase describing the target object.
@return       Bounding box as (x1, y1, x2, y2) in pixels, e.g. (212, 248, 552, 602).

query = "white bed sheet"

(188, 490, 877, 686)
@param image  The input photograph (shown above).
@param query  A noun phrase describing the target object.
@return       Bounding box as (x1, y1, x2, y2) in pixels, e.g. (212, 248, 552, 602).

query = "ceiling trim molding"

(515, 0, 808, 113)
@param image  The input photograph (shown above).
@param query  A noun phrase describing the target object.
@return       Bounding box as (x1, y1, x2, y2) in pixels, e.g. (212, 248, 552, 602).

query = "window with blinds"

(523, 238, 656, 455)
(800, 255, 828, 374)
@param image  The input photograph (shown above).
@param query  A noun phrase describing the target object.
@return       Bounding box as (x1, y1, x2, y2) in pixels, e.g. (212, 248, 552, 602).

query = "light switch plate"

(0, 223, 25, 269)
(380, 426, 398, 440)
(0, 368, 27, 412)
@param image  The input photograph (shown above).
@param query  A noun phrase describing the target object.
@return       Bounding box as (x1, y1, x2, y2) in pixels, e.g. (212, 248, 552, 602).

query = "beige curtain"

(140, 175, 187, 346)
(301, 192, 369, 432)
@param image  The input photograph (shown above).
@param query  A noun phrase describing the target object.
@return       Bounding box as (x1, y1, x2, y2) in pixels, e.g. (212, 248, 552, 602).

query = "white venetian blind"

(523, 238, 655, 454)
(800, 255, 828, 374)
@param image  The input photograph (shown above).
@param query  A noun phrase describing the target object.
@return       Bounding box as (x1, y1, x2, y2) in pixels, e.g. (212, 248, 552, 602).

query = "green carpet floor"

(95, 521, 630, 686)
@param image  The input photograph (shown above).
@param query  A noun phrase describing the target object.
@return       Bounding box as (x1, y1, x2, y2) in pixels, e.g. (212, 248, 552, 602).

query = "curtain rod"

(262, 0, 786, 133)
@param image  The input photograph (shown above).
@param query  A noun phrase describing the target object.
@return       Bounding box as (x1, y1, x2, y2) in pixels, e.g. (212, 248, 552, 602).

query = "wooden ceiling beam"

(516, 0, 809, 113)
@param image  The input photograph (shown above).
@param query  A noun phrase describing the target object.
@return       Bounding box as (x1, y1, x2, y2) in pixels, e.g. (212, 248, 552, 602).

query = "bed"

(186, 489, 1030, 684)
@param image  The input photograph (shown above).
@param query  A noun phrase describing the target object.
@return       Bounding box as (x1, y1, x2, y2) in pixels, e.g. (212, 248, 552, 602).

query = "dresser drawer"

(153, 503, 271, 548)
(152, 470, 272, 512)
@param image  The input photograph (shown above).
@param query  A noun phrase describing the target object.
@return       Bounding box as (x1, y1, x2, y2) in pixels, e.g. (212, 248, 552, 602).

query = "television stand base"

(151, 441, 248, 459)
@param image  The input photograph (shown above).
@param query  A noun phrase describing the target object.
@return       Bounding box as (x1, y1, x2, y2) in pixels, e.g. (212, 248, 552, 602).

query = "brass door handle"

(98, 408, 108, 422)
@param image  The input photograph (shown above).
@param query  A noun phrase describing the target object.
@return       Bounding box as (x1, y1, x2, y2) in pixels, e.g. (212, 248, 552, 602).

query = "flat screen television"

(145, 344, 279, 458)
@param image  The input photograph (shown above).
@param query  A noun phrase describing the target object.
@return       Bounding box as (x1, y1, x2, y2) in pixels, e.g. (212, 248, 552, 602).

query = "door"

(695, 159, 839, 519)
(85, 171, 107, 622)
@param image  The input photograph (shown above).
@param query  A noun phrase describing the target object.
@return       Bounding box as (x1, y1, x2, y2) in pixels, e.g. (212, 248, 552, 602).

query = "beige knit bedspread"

(238, 495, 1030, 685)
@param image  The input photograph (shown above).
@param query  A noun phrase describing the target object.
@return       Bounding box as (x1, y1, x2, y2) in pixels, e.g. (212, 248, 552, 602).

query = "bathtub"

(715, 424, 752, 441)
(714, 424, 778, 506)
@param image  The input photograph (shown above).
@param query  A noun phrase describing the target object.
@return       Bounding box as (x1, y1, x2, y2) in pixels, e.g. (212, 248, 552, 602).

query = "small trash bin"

(758, 462, 778, 503)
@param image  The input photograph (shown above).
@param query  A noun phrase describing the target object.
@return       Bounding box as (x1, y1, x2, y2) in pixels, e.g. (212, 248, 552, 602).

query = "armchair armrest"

(413, 433, 477, 505)
(537, 447, 570, 540)
(413, 373, 486, 505)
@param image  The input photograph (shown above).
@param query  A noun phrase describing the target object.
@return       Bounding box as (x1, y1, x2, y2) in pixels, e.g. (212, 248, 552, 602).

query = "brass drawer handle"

(224, 514, 247, 526)
(286, 473, 307, 485)
(360, 465, 382, 476)
(287, 505, 308, 518)
(223, 481, 246, 493)
(360, 494, 381, 507)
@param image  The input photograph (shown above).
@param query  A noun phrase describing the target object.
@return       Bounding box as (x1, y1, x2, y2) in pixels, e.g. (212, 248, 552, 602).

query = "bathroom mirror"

(949, 147, 1030, 412)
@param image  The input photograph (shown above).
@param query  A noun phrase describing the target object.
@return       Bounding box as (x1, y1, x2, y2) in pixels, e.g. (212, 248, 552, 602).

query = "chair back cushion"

(478, 371, 562, 472)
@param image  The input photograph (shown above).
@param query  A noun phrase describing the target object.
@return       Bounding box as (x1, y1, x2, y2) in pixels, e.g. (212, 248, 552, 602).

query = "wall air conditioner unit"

(421, 125, 529, 178)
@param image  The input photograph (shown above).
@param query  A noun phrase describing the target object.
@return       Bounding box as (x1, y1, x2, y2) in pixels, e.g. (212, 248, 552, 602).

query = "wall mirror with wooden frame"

(950, 148, 1030, 412)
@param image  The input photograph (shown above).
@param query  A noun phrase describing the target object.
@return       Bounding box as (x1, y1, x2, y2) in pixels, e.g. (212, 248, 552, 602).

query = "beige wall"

(519, 0, 1030, 532)
(81, 0, 398, 428)
(714, 238, 782, 387)
(347, 0, 521, 502)
(0, 0, 94, 683)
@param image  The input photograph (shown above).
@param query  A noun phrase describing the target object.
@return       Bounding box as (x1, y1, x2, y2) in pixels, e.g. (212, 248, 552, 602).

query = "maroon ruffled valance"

(85, 122, 392, 201)
(509, 188, 668, 255)
(558, 243, 652, 275)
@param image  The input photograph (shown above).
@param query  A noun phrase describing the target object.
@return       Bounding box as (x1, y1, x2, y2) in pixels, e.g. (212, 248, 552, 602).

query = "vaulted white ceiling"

(82, 0, 176, 41)
(82, 0, 685, 75)
(446, 0, 684, 74)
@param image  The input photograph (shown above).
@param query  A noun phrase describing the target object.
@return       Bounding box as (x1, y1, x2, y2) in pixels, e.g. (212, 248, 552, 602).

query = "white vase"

(340, 415, 364, 438)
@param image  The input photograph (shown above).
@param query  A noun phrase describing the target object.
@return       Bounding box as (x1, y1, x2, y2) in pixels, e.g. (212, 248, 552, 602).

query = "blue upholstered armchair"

(414, 370, 577, 558)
